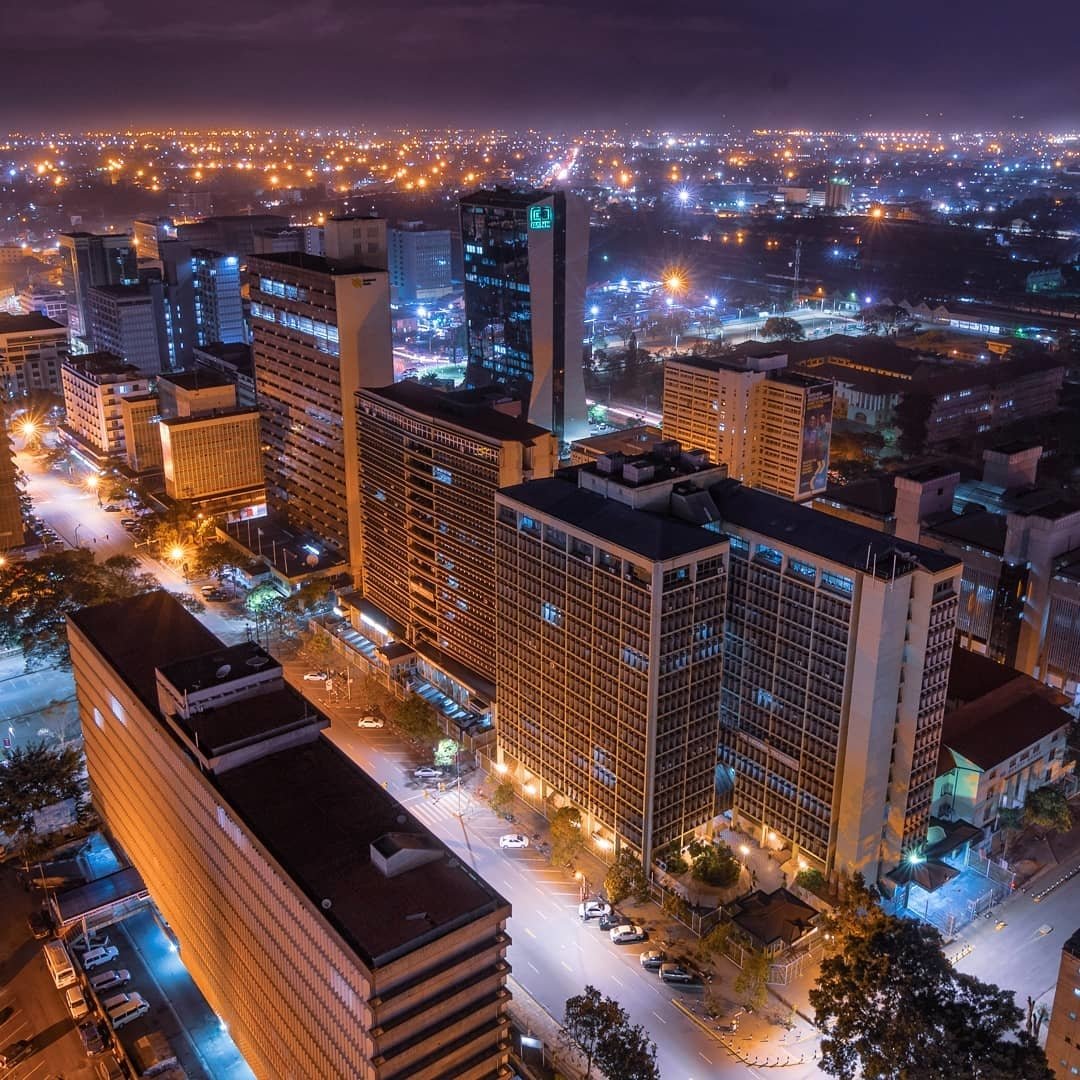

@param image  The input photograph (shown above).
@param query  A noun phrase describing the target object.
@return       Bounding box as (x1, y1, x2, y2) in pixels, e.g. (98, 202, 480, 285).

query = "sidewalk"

(507, 976, 599, 1080)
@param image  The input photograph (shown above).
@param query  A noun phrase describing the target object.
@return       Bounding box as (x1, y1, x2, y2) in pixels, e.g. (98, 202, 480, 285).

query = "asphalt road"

(289, 662, 775, 1080)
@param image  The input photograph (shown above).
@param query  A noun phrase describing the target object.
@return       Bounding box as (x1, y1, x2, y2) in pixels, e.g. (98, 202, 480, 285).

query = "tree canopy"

(762, 316, 805, 341)
(549, 805, 583, 866)
(1023, 785, 1072, 834)
(604, 849, 650, 905)
(562, 985, 659, 1080)
(0, 741, 85, 843)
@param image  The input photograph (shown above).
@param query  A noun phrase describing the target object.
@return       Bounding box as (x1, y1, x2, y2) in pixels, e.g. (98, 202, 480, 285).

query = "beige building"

(120, 394, 163, 473)
(157, 368, 237, 418)
(0, 313, 67, 401)
(59, 352, 150, 464)
(0, 429, 23, 550)
(68, 591, 512, 1080)
(1047, 928, 1080, 1078)
(160, 409, 264, 510)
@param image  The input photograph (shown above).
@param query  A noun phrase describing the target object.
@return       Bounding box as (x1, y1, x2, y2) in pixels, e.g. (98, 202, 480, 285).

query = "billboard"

(799, 384, 833, 496)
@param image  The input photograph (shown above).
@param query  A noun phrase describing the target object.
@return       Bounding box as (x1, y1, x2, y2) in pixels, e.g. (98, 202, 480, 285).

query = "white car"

(303, 671, 329, 682)
(578, 899, 612, 920)
(499, 834, 529, 850)
(609, 924, 646, 944)
(81, 945, 119, 970)
(414, 767, 443, 781)
(357, 716, 384, 729)
(90, 969, 130, 993)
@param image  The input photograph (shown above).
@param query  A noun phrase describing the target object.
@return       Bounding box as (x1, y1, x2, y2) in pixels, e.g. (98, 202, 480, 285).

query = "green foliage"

(393, 694, 441, 744)
(562, 985, 659, 1080)
(0, 741, 85, 842)
(1023, 786, 1072, 834)
(0, 549, 159, 668)
(795, 867, 827, 893)
(194, 540, 239, 582)
(810, 875, 1053, 1079)
(245, 582, 285, 614)
(283, 578, 332, 615)
(761, 316, 805, 341)
(298, 630, 335, 670)
(699, 921, 733, 959)
(691, 841, 741, 887)
(604, 850, 650, 905)
(170, 591, 205, 614)
(664, 853, 689, 875)
(490, 781, 515, 818)
(433, 738, 459, 768)
(734, 949, 770, 1010)
(550, 805, 583, 866)
(662, 891, 691, 923)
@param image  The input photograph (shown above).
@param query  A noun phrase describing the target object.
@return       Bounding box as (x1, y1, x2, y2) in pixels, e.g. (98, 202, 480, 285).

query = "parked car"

(200, 584, 218, 596)
(610, 924, 647, 945)
(413, 767, 443, 781)
(80, 945, 119, 970)
(103, 505, 122, 513)
(65, 985, 89, 1020)
(578, 899, 612, 921)
(0, 1039, 33, 1067)
(357, 716, 383, 729)
(597, 911, 624, 932)
(303, 671, 329, 682)
(499, 834, 529, 850)
(659, 962, 695, 984)
(120, 518, 138, 528)
(89, 969, 130, 993)
(78, 1020, 106, 1056)
(639, 949, 666, 970)
(27, 910, 52, 939)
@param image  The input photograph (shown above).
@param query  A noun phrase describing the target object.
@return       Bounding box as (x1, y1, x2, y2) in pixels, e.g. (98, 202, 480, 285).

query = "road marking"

(698, 1052, 713, 1064)
(561, 961, 574, 972)
(528, 962, 540, 974)
(651, 1010, 668, 1024)
(536, 910, 549, 920)
(611, 975, 624, 987)
(525, 928, 536, 938)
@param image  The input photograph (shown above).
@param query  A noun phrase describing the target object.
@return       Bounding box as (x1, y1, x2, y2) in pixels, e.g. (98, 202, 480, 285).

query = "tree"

(997, 805, 1025, 857)
(549, 805, 583, 866)
(562, 986, 659, 1080)
(859, 303, 907, 335)
(490, 780, 515, 818)
(690, 841, 741, 887)
(810, 884, 1053, 1079)
(795, 867, 827, 894)
(245, 582, 286, 643)
(893, 391, 934, 457)
(604, 850, 650, 905)
(194, 540, 239, 584)
(0, 741, 85, 843)
(699, 920, 733, 961)
(393, 694, 441, 744)
(298, 629, 335, 671)
(761, 316, 805, 341)
(433, 738, 459, 768)
(734, 948, 770, 1011)
(1023, 785, 1073, 834)
(661, 891, 691, 923)
(283, 578, 332, 616)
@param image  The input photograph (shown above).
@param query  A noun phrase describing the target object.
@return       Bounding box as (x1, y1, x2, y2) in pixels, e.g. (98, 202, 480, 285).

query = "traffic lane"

(318, 710, 754, 1078)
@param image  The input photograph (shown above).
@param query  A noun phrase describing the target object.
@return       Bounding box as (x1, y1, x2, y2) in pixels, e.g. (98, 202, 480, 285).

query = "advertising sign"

(799, 385, 833, 496)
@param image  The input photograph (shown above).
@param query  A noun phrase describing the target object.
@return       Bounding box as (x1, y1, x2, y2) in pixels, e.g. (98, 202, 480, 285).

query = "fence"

(965, 847, 1017, 890)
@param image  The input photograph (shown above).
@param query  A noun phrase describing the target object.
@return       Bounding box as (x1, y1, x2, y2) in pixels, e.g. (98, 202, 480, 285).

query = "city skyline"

(3, 0, 1079, 130)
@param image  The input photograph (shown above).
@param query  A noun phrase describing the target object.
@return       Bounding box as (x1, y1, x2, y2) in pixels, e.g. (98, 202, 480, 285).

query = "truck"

(43, 939, 76, 988)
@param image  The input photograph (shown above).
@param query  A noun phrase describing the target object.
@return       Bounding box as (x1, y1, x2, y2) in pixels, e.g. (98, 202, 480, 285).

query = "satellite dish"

(215, 664, 231, 679)
(321, 898, 332, 910)
(306, 553, 319, 567)
(926, 825, 946, 845)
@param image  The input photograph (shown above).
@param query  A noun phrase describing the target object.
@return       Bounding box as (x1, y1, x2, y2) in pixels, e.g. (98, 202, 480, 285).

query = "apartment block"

(60, 353, 150, 463)
(0, 313, 67, 400)
(87, 283, 167, 376)
(157, 368, 237, 418)
(69, 592, 512, 1080)
(249, 251, 393, 571)
(59, 231, 137, 341)
(1046, 928, 1080, 1079)
(356, 382, 557, 707)
(161, 409, 264, 512)
(713, 481, 961, 879)
(389, 222, 453, 302)
(494, 446, 730, 858)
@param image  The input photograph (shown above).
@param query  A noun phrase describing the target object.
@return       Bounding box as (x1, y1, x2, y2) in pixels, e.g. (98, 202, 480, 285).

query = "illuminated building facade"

(87, 283, 168, 377)
(59, 352, 150, 464)
(389, 223, 453, 302)
(1046, 928, 1080, 1079)
(0, 313, 67, 400)
(59, 232, 138, 342)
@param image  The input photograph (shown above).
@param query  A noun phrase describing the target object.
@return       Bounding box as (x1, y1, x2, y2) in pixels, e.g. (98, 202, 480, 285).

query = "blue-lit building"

(460, 187, 588, 445)
(192, 250, 245, 345)
(388, 222, 453, 302)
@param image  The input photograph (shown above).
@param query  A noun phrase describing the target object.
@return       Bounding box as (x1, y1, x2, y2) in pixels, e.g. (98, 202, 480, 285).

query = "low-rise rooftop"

(249, 250, 385, 277)
(158, 368, 233, 392)
(0, 312, 65, 335)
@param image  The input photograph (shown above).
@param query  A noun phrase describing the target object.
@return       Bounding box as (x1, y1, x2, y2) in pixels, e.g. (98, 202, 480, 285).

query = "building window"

(433, 466, 453, 485)
(754, 544, 782, 568)
(541, 601, 563, 627)
(92, 707, 104, 730)
(821, 570, 854, 595)
(109, 695, 126, 725)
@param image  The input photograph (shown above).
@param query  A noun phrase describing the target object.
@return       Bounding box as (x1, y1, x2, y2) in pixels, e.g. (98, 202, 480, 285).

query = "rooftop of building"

(728, 888, 817, 948)
(1065, 927, 1080, 960)
(571, 425, 667, 457)
(157, 639, 278, 696)
(62, 352, 143, 379)
(664, 346, 787, 375)
(160, 407, 259, 429)
(158, 368, 233, 392)
(922, 509, 1009, 554)
(459, 186, 553, 209)
(710, 480, 959, 577)
(360, 381, 552, 443)
(0, 312, 65, 335)
(87, 283, 152, 300)
(192, 341, 253, 370)
(940, 647, 1071, 772)
(69, 591, 509, 970)
(817, 476, 897, 518)
(248, 250, 385, 277)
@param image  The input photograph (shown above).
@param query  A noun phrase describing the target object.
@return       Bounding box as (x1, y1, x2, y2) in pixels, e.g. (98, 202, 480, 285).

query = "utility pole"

(791, 238, 802, 309)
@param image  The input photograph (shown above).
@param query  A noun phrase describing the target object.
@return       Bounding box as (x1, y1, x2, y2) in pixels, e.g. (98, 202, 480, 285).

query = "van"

(65, 985, 89, 1019)
(81, 945, 119, 970)
(105, 992, 148, 1029)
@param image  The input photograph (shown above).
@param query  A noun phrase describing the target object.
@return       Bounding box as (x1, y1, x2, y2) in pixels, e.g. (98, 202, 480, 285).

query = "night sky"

(4, 0, 1079, 130)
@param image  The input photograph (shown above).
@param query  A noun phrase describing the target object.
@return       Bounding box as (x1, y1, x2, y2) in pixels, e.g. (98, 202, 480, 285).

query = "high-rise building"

(156, 240, 196, 370)
(58, 232, 137, 341)
(0, 427, 23, 551)
(120, 394, 164, 473)
(388, 222, 453, 302)
(87, 283, 168, 376)
(356, 382, 557, 708)
(161, 409, 264, 513)
(826, 179, 853, 211)
(461, 188, 588, 445)
(68, 591, 512, 1080)
(494, 446, 730, 858)
(713, 481, 960, 880)
(248, 251, 392, 569)
(16, 285, 67, 324)
(0, 313, 67, 400)
(192, 342, 256, 407)
(132, 217, 177, 262)
(59, 353, 151, 464)
(157, 368, 237, 418)
(175, 215, 289, 259)
(192, 249, 245, 345)
(1046, 928, 1080, 1078)
(324, 216, 388, 268)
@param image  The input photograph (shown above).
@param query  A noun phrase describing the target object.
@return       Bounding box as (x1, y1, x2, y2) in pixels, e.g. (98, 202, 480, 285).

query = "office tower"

(161, 409, 264, 514)
(662, 350, 788, 479)
(0, 313, 67, 400)
(58, 232, 137, 341)
(494, 446, 730, 858)
(356, 382, 557, 703)
(191, 250, 245, 345)
(248, 252, 392, 570)
(192, 342, 256, 407)
(1046, 928, 1080, 1078)
(87, 283, 168, 376)
(175, 215, 289, 259)
(324, 216, 388, 268)
(712, 481, 960, 880)
(253, 226, 307, 255)
(157, 369, 237, 418)
(461, 187, 588, 444)
(826, 179, 853, 210)
(133, 217, 176, 262)
(16, 285, 67, 323)
(0, 428, 23, 551)
(68, 591, 512, 1080)
(389, 222, 453, 302)
(59, 353, 151, 464)
(120, 394, 164, 473)
(156, 240, 196, 369)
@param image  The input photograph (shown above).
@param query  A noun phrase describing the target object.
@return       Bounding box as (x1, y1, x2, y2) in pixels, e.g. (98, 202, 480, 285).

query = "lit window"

(541, 601, 563, 627)
(433, 466, 452, 485)
(92, 707, 104, 730)
(110, 695, 126, 725)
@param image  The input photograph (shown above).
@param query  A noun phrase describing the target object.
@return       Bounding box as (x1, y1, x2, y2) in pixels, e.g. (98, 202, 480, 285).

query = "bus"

(43, 940, 76, 988)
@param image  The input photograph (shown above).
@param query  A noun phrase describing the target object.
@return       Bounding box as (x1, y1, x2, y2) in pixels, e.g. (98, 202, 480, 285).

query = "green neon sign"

(529, 204, 554, 230)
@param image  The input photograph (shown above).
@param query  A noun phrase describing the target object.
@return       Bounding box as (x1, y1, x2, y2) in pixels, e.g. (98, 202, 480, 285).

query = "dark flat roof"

(711, 481, 959, 577)
(88, 283, 152, 300)
(361, 382, 551, 443)
(498, 476, 729, 561)
(460, 186, 551, 210)
(54, 867, 147, 925)
(159, 369, 233, 392)
(248, 250, 385, 277)
(924, 510, 1008, 554)
(0, 312, 65, 334)
(176, 687, 319, 758)
(819, 476, 897, 517)
(157, 640, 279, 695)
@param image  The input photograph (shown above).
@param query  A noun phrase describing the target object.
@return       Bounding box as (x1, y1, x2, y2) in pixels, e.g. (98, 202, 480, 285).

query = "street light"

(85, 474, 101, 507)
